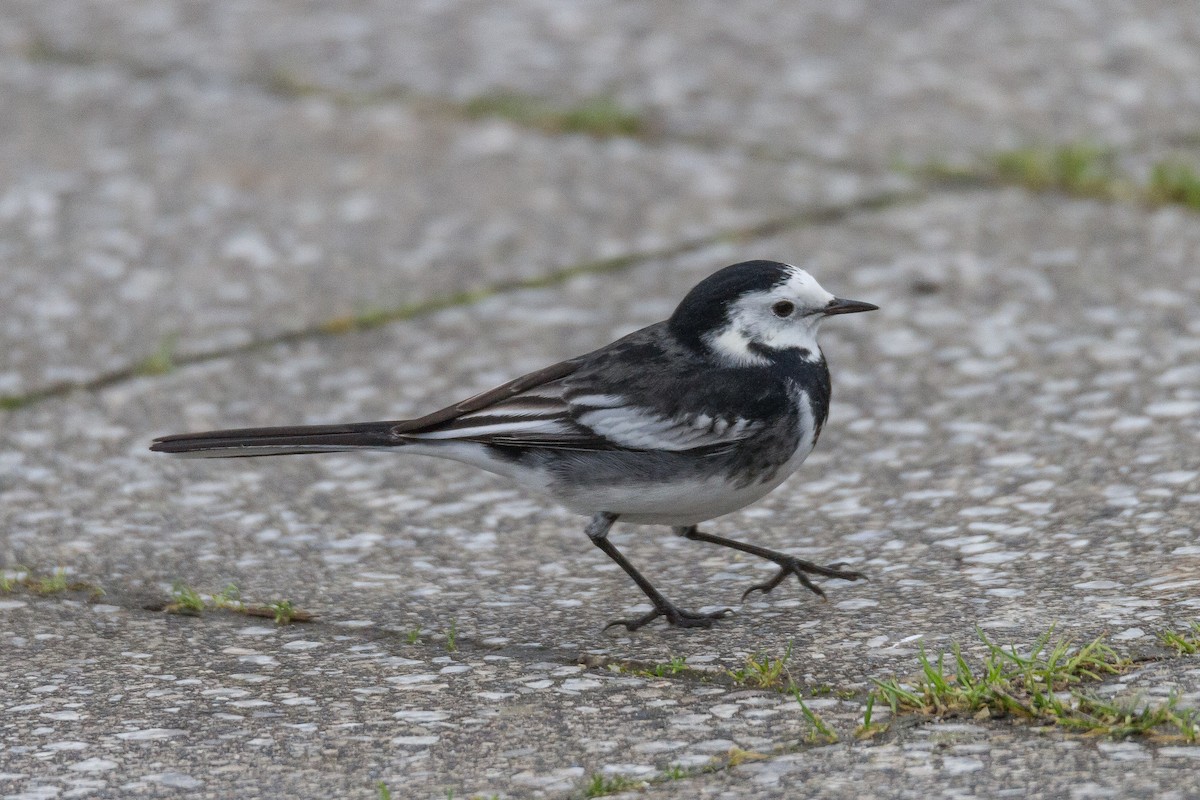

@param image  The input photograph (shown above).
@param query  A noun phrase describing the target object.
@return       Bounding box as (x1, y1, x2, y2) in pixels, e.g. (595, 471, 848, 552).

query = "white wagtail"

(152, 260, 877, 631)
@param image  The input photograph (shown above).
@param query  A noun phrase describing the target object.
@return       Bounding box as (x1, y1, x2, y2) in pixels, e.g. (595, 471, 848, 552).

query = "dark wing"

(402, 375, 764, 454)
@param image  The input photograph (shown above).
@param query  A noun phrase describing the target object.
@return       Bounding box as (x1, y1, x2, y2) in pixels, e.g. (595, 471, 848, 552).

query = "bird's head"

(668, 260, 877, 367)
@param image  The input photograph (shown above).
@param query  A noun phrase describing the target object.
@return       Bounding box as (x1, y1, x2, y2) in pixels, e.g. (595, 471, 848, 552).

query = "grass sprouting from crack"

(133, 334, 178, 376)
(445, 618, 458, 652)
(0, 189, 914, 413)
(1147, 160, 1200, 209)
(793, 690, 840, 743)
(993, 143, 1120, 198)
(854, 693, 888, 740)
(166, 581, 206, 615)
(726, 641, 795, 690)
(1160, 624, 1200, 655)
(0, 567, 102, 598)
(873, 630, 1128, 717)
(270, 599, 298, 625)
(162, 582, 312, 624)
(1064, 693, 1199, 742)
(918, 141, 1200, 212)
(212, 584, 242, 610)
(462, 93, 648, 138)
(870, 629, 1196, 741)
(582, 773, 645, 798)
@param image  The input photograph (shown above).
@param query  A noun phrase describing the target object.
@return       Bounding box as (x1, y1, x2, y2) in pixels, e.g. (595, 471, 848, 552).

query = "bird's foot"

(604, 603, 732, 632)
(741, 558, 866, 602)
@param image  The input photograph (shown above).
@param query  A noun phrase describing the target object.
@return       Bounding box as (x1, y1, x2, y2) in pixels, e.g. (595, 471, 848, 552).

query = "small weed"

(726, 641, 794, 689)
(33, 569, 71, 595)
(445, 619, 458, 653)
(993, 143, 1120, 198)
(376, 781, 391, 800)
(463, 93, 646, 138)
(793, 690, 839, 743)
(659, 764, 687, 781)
(582, 773, 643, 797)
(0, 394, 29, 411)
(869, 629, 1199, 740)
(649, 656, 689, 677)
(1147, 161, 1200, 209)
(406, 627, 421, 645)
(165, 581, 206, 615)
(162, 582, 310, 623)
(212, 584, 243, 610)
(0, 568, 102, 598)
(855, 693, 888, 740)
(134, 334, 178, 377)
(1063, 693, 1199, 742)
(1160, 624, 1200, 655)
(270, 599, 297, 625)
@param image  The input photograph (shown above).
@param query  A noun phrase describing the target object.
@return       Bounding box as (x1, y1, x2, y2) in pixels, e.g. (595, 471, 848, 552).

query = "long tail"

(150, 421, 404, 458)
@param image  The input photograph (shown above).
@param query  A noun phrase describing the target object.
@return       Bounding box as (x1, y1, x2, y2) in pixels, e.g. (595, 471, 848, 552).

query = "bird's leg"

(676, 526, 866, 602)
(586, 513, 731, 631)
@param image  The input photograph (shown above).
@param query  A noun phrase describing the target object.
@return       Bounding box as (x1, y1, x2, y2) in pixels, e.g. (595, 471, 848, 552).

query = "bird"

(151, 260, 878, 631)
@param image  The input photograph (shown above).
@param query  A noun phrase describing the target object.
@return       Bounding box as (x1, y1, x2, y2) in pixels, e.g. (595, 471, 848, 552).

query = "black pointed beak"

(823, 297, 879, 316)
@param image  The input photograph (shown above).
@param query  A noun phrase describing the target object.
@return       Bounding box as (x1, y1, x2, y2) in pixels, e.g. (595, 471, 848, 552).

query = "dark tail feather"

(150, 420, 404, 458)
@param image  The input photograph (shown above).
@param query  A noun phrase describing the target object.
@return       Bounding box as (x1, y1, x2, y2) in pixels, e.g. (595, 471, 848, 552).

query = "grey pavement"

(2, 2, 1200, 799)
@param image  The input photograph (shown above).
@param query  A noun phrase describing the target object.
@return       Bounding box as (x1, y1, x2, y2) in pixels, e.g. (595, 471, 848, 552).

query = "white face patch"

(703, 265, 835, 366)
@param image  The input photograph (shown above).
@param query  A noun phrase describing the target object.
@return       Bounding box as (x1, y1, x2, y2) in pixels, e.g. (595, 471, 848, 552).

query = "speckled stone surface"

(2, 1, 1200, 798)
(4, 191, 1198, 667)
(6, 0, 1200, 166)
(606, 724, 1200, 800)
(0, 52, 891, 398)
(0, 600, 881, 799)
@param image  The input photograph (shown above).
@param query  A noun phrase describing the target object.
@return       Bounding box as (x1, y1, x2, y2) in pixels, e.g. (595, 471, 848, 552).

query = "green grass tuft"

(870, 629, 1196, 740)
(647, 655, 689, 677)
(1160, 624, 1200, 655)
(212, 584, 243, 610)
(993, 143, 1119, 198)
(166, 581, 206, 614)
(793, 690, 840, 743)
(162, 581, 310, 623)
(270, 599, 297, 625)
(582, 773, 644, 798)
(1147, 161, 1200, 209)
(463, 93, 647, 138)
(134, 334, 179, 377)
(726, 641, 795, 690)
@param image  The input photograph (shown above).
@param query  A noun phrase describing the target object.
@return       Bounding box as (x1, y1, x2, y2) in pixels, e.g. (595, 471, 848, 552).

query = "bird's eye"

(771, 300, 795, 318)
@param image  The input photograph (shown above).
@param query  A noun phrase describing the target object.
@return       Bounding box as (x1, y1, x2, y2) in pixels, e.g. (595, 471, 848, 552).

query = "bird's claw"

(740, 558, 866, 602)
(605, 604, 733, 632)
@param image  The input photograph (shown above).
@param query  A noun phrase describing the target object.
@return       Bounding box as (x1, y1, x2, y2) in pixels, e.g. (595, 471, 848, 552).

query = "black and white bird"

(152, 260, 877, 630)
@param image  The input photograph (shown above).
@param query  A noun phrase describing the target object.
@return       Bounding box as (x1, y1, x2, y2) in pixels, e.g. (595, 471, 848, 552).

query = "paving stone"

(0, 598, 872, 799)
(2, 4, 1200, 792)
(7, 1, 1199, 165)
(0, 52, 889, 398)
(613, 723, 1200, 799)
(2, 190, 1197, 691)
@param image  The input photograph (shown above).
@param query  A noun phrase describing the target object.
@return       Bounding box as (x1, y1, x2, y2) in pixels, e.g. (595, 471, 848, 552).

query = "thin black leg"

(676, 526, 866, 602)
(586, 513, 730, 631)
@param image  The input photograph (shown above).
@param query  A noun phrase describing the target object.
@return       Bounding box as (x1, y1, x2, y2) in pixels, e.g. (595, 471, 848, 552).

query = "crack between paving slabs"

(0, 187, 921, 412)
